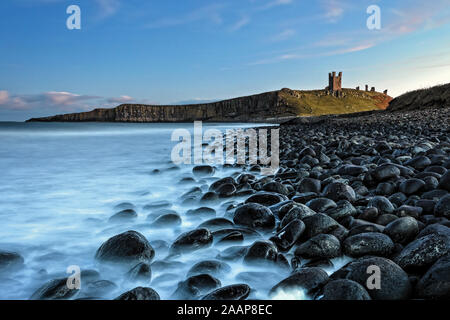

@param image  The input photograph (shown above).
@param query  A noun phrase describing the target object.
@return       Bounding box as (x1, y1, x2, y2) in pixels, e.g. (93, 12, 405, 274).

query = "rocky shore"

(2, 106, 449, 300)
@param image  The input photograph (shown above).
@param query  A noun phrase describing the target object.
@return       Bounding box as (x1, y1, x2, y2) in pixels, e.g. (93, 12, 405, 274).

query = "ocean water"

(0, 122, 348, 300)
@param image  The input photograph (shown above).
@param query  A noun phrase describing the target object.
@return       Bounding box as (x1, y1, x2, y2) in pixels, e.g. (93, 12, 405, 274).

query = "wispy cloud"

(0, 90, 139, 112)
(269, 29, 296, 42)
(259, 0, 293, 11)
(145, 4, 224, 29)
(321, 0, 344, 23)
(230, 15, 251, 31)
(95, 0, 121, 19)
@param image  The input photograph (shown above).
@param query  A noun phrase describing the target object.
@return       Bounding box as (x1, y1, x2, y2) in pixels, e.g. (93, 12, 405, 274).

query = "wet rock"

(202, 284, 251, 300)
(368, 196, 395, 215)
(292, 192, 318, 204)
(330, 256, 411, 300)
(0, 251, 24, 272)
(303, 258, 334, 269)
(306, 198, 337, 213)
(359, 207, 379, 222)
(297, 178, 321, 194)
(399, 178, 426, 195)
(217, 231, 244, 244)
(270, 219, 305, 252)
(322, 182, 356, 203)
(193, 165, 215, 177)
(418, 224, 450, 238)
(302, 213, 340, 238)
(348, 224, 384, 237)
(186, 207, 216, 218)
(438, 171, 450, 192)
(319, 279, 371, 300)
(115, 287, 160, 300)
(216, 246, 248, 261)
(405, 156, 431, 170)
(245, 192, 287, 206)
(395, 233, 450, 271)
(338, 165, 368, 176)
(262, 181, 289, 196)
(173, 274, 222, 299)
(170, 228, 213, 254)
(280, 205, 316, 228)
(233, 203, 275, 231)
(127, 262, 151, 283)
(373, 164, 401, 181)
(84, 280, 117, 297)
(324, 200, 357, 221)
(151, 214, 182, 227)
(209, 177, 235, 191)
(200, 192, 219, 203)
(343, 232, 394, 258)
(294, 234, 341, 259)
(416, 254, 450, 299)
(95, 231, 155, 265)
(198, 218, 234, 231)
(270, 267, 329, 297)
(243, 241, 278, 265)
(30, 278, 79, 300)
(216, 184, 237, 197)
(108, 209, 137, 223)
(143, 201, 171, 210)
(114, 202, 136, 211)
(396, 205, 423, 219)
(434, 195, 450, 218)
(187, 260, 231, 278)
(383, 217, 419, 245)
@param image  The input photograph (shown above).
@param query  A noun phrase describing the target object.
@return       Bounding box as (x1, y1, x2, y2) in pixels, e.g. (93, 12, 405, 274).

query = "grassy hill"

(279, 88, 392, 117)
(387, 83, 450, 111)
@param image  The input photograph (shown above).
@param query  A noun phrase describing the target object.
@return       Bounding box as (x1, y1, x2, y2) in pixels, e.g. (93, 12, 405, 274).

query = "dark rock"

(368, 196, 395, 214)
(115, 287, 160, 300)
(209, 177, 235, 191)
(198, 218, 234, 231)
(294, 234, 341, 259)
(384, 217, 419, 245)
(395, 233, 450, 271)
(151, 214, 182, 227)
(108, 209, 137, 223)
(373, 164, 401, 181)
(186, 207, 216, 218)
(405, 156, 431, 170)
(319, 279, 371, 300)
(343, 232, 394, 258)
(338, 165, 368, 176)
(233, 203, 275, 231)
(127, 262, 151, 283)
(202, 284, 251, 300)
(216, 246, 248, 261)
(438, 171, 450, 191)
(0, 251, 24, 272)
(173, 274, 221, 299)
(270, 219, 305, 252)
(270, 267, 328, 297)
(325, 200, 357, 220)
(306, 198, 337, 213)
(243, 241, 278, 265)
(200, 192, 219, 203)
(435, 195, 450, 218)
(193, 165, 215, 177)
(297, 178, 321, 194)
(95, 231, 155, 265)
(170, 228, 213, 254)
(30, 278, 79, 300)
(396, 205, 423, 219)
(217, 231, 244, 244)
(416, 254, 450, 299)
(330, 256, 411, 300)
(399, 178, 426, 195)
(245, 192, 287, 206)
(302, 213, 340, 238)
(187, 260, 231, 278)
(280, 205, 316, 228)
(216, 184, 237, 197)
(262, 181, 289, 195)
(322, 182, 356, 203)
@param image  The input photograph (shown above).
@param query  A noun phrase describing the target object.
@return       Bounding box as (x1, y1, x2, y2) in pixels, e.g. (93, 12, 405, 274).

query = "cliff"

(27, 88, 392, 123)
(387, 83, 450, 112)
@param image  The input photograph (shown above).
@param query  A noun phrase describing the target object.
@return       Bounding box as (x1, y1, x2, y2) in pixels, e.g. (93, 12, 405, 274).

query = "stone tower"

(328, 71, 342, 92)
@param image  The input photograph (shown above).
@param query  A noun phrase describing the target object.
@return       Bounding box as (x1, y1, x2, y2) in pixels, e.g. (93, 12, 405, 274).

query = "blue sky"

(1, 0, 450, 121)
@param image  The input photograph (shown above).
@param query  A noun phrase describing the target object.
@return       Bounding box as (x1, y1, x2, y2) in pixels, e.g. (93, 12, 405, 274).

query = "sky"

(1, 0, 450, 121)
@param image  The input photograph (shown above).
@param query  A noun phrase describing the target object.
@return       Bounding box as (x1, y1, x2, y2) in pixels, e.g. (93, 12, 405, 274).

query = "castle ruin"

(328, 71, 342, 92)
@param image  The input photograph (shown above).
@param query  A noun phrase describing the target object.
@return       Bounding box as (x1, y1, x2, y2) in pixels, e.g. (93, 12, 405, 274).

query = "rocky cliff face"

(387, 83, 450, 111)
(27, 91, 298, 123)
(27, 88, 390, 123)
